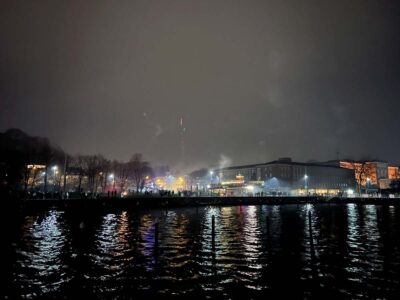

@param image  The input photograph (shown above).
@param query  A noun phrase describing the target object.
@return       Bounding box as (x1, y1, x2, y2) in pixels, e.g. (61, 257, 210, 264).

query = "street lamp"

(109, 174, 115, 190)
(304, 174, 308, 195)
(52, 166, 58, 192)
(366, 177, 371, 195)
(347, 189, 354, 197)
(246, 185, 254, 196)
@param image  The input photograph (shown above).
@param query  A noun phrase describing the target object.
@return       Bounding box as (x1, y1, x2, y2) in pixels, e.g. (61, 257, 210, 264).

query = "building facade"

(322, 160, 400, 191)
(388, 166, 400, 180)
(217, 158, 356, 196)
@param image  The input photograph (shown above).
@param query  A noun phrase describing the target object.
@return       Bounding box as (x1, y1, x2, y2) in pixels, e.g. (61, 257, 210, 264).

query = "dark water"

(3, 204, 400, 299)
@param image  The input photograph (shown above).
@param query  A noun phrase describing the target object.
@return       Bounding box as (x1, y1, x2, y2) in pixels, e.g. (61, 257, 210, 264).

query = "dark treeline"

(0, 128, 153, 198)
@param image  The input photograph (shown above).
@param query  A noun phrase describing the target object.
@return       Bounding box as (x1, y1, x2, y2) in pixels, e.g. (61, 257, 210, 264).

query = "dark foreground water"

(3, 204, 400, 299)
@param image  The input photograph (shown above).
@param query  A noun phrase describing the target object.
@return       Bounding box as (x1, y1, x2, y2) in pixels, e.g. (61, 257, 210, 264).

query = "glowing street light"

(304, 174, 308, 195)
(209, 170, 214, 187)
(109, 173, 115, 190)
(52, 166, 58, 192)
(366, 177, 371, 194)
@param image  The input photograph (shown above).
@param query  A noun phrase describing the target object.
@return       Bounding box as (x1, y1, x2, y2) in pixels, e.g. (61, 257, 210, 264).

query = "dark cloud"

(1, 0, 399, 171)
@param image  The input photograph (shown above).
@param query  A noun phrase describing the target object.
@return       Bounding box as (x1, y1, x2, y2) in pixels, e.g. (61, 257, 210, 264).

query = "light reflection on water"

(5, 204, 400, 299)
(14, 211, 71, 298)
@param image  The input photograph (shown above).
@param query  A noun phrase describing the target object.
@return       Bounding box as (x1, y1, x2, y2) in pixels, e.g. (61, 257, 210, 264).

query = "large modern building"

(216, 158, 356, 196)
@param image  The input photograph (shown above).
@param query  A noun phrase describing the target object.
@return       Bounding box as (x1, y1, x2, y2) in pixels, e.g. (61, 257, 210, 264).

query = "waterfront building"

(217, 158, 356, 196)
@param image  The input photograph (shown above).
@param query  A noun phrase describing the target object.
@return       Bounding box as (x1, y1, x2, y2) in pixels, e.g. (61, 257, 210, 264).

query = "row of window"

(222, 166, 354, 184)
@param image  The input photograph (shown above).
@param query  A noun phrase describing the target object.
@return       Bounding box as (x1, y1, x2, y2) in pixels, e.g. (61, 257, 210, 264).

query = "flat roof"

(217, 160, 349, 171)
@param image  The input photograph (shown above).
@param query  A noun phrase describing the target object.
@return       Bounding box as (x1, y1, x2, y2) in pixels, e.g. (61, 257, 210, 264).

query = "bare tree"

(72, 155, 88, 192)
(113, 160, 130, 192)
(98, 156, 111, 192)
(51, 167, 62, 192)
(84, 154, 108, 196)
(22, 157, 31, 192)
(351, 161, 373, 195)
(41, 143, 52, 193)
(129, 153, 152, 193)
(29, 166, 43, 191)
(62, 153, 70, 195)
(22, 139, 43, 192)
(40, 141, 64, 194)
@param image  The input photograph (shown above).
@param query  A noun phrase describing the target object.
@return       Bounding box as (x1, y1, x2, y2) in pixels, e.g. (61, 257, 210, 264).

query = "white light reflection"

(198, 205, 221, 292)
(242, 206, 263, 289)
(302, 203, 320, 262)
(17, 211, 68, 296)
(93, 212, 132, 285)
(346, 204, 363, 275)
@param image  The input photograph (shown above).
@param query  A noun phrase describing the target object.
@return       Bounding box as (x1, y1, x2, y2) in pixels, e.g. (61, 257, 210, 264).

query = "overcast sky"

(1, 0, 399, 171)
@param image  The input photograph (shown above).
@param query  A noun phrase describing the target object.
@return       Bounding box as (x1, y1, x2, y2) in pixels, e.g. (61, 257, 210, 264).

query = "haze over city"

(3, 1, 400, 300)
(1, 0, 400, 172)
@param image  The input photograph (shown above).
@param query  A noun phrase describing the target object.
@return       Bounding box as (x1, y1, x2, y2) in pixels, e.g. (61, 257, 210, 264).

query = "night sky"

(1, 0, 399, 172)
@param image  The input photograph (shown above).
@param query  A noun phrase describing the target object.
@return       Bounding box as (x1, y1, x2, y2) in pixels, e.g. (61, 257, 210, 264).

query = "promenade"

(13, 196, 400, 210)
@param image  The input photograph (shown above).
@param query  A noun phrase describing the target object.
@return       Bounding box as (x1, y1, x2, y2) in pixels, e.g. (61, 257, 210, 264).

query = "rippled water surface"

(3, 204, 400, 299)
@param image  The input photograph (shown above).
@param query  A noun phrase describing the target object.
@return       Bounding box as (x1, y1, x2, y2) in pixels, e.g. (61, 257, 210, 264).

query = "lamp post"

(366, 177, 370, 195)
(62, 153, 67, 198)
(109, 174, 115, 191)
(209, 171, 214, 195)
(52, 166, 58, 191)
(304, 174, 308, 196)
